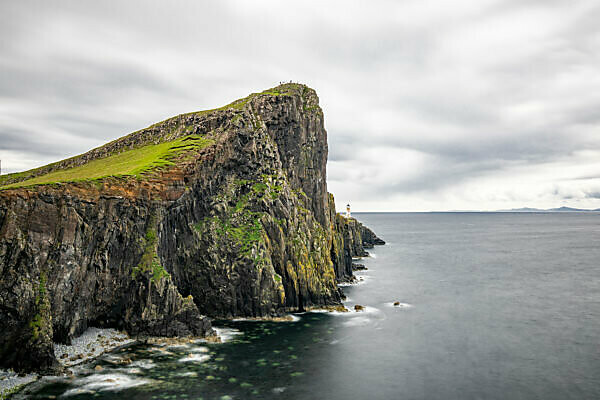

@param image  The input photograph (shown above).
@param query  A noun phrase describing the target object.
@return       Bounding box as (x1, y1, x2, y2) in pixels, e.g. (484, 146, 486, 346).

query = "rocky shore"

(0, 328, 134, 398)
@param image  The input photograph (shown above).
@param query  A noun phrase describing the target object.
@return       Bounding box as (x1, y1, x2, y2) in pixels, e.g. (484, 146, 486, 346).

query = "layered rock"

(0, 83, 383, 373)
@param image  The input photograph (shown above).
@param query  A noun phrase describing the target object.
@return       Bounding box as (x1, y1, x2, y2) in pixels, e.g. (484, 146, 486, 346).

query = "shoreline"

(0, 328, 135, 399)
(3, 271, 375, 398)
(0, 312, 312, 398)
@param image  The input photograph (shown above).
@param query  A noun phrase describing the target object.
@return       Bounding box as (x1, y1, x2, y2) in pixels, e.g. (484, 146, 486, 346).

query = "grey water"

(29, 212, 600, 400)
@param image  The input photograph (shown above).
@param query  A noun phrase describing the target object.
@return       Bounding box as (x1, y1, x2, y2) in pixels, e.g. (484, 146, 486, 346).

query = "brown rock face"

(0, 83, 383, 373)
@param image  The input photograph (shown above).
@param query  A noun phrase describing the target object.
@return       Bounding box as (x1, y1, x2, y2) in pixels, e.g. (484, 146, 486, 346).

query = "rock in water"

(352, 264, 368, 271)
(0, 83, 384, 373)
(361, 225, 386, 247)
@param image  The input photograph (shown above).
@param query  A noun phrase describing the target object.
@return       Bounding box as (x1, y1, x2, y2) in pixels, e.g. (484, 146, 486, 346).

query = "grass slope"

(0, 83, 308, 191)
(0, 135, 213, 190)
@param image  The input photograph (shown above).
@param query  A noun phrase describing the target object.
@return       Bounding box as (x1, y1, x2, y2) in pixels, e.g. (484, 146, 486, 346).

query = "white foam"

(63, 373, 150, 396)
(355, 277, 369, 285)
(175, 371, 198, 377)
(166, 344, 189, 351)
(342, 316, 372, 327)
(307, 309, 350, 316)
(328, 305, 383, 325)
(232, 314, 300, 323)
(213, 327, 243, 343)
(178, 353, 211, 363)
(189, 346, 209, 353)
(102, 354, 131, 365)
(338, 274, 371, 287)
(385, 302, 413, 309)
(149, 347, 174, 355)
(340, 276, 368, 286)
(122, 368, 142, 375)
(307, 309, 329, 314)
(356, 305, 381, 314)
(272, 387, 287, 394)
(130, 359, 155, 369)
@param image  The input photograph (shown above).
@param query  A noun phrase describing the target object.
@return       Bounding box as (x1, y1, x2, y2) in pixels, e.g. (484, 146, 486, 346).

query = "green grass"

(132, 222, 170, 283)
(0, 135, 213, 190)
(188, 86, 293, 117)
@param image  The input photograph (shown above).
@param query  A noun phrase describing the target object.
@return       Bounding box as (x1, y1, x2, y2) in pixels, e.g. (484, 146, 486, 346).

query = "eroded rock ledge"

(0, 83, 384, 374)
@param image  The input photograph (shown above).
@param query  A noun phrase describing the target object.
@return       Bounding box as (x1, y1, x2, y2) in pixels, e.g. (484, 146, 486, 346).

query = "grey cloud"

(0, 56, 175, 106)
(585, 192, 600, 199)
(0, 126, 74, 157)
(1, 0, 600, 210)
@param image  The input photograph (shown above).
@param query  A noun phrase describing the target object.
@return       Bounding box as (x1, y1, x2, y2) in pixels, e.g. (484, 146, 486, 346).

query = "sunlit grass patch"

(0, 135, 213, 190)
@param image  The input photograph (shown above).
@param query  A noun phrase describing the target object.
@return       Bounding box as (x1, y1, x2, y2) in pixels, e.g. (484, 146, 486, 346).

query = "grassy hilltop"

(0, 83, 306, 190)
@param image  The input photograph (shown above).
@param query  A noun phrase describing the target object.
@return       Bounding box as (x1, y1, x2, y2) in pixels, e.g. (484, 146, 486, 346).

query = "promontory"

(0, 83, 384, 374)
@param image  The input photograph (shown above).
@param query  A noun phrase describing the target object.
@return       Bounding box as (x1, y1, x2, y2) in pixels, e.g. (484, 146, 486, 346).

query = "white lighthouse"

(345, 203, 351, 218)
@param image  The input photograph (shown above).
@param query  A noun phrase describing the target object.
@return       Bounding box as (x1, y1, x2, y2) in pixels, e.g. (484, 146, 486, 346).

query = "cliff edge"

(0, 83, 384, 373)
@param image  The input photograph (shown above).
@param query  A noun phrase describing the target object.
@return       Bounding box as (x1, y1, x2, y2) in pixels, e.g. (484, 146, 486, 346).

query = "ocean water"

(28, 212, 600, 400)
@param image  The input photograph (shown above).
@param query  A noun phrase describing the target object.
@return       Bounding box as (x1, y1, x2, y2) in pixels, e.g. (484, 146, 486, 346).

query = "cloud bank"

(1, 0, 600, 211)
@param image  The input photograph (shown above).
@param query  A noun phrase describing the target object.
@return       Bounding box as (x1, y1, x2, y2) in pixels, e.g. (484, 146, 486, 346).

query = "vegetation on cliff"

(0, 135, 213, 190)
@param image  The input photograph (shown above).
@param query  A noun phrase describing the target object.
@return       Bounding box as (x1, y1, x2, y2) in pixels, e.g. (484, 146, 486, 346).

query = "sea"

(28, 212, 600, 400)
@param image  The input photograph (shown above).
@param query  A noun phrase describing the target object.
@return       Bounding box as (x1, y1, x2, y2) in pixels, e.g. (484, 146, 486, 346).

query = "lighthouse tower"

(346, 203, 351, 218)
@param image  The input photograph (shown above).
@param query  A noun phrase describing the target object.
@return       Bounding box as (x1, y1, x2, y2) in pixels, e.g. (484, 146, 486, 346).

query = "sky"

(1, 0, 600, 211)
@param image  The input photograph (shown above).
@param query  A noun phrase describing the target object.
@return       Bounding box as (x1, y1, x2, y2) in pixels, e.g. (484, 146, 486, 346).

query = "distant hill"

(497, 206, 600, 212)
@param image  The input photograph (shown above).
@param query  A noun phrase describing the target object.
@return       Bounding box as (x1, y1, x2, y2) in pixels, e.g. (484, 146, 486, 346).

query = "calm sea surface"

(30, 212, 600, 400)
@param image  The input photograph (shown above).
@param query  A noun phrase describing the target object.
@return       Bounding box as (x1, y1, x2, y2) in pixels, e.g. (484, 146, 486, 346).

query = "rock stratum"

(0, 83, 384, 374)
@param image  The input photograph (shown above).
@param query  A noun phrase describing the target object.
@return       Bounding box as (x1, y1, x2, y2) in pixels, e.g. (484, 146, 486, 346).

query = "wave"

(231, 314, 300, 322)
(342, 316, 372, 327)
(178, 353, 211, 363)
(165, 344, 189, 351)
(213, 327, 243, 343)
(189, 346, 209, 353)
(130, 359, 155, 369)
(63, 373, 150, 396)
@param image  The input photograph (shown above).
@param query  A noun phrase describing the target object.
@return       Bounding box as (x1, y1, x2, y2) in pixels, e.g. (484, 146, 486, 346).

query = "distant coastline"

(354, 207, 600, 213)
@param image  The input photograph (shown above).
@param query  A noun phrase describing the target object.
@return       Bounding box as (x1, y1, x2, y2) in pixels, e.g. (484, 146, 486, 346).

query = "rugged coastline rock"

(0, 83, 383, 373)
(360, 224, 386, 247)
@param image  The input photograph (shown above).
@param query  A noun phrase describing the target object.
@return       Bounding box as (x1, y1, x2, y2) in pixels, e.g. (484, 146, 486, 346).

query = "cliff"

(0, 83, 384, 373)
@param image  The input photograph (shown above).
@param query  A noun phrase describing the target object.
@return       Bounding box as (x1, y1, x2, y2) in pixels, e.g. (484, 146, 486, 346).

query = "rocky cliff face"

(0, 84, 383, 373)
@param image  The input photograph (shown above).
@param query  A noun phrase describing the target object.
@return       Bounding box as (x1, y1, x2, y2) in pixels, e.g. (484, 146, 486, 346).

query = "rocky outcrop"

(0, 83, 383, 373)
(360, 224, 386, 248)
(0, 194, 213, 374)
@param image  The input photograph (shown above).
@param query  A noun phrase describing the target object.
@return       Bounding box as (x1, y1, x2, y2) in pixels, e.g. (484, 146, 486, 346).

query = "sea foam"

(63, 373, 150, 396)
(213, 327, 243, 343)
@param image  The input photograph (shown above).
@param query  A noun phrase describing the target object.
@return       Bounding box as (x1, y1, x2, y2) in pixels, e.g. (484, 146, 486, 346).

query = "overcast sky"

(1, 0, 600, 211)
